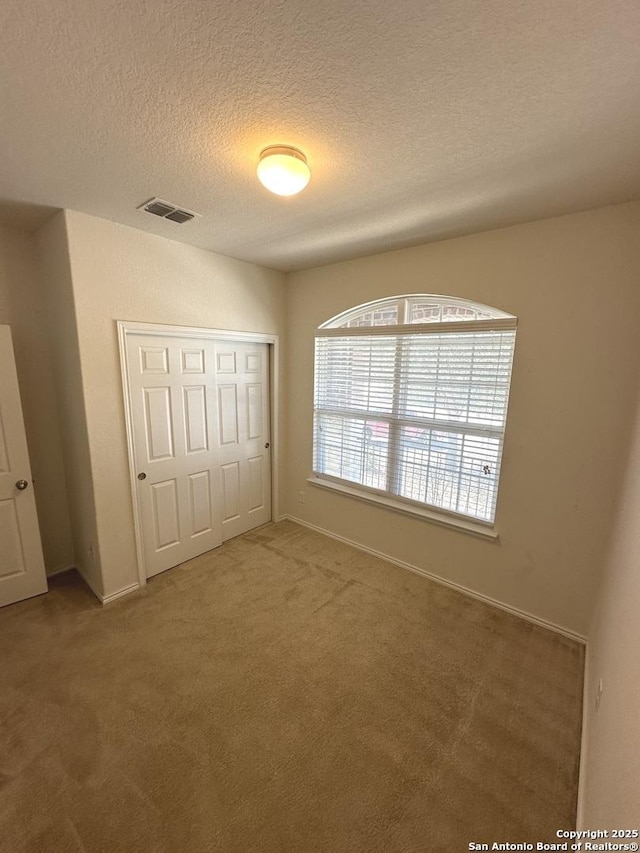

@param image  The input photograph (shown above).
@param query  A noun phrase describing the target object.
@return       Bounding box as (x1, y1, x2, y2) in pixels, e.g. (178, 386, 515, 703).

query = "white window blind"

(313, 300, 517, 525)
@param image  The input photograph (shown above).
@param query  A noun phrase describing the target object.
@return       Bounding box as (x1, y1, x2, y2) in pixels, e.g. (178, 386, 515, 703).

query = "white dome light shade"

(257, 146, 311, 196)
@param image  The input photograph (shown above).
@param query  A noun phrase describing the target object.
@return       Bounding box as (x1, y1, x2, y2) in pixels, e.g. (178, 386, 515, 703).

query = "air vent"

(165, 209, 195, 224)
(137, 198, 199, 224)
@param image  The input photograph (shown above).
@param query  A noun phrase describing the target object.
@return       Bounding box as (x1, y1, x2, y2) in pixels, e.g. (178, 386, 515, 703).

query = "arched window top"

(320, 294, 515, 329)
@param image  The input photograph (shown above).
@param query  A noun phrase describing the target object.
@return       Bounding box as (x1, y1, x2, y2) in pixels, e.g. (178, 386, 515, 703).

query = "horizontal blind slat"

(314, 326, 515, 524)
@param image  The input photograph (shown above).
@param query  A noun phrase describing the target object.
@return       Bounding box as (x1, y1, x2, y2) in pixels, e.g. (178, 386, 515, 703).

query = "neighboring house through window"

(311, 295, 517, 533)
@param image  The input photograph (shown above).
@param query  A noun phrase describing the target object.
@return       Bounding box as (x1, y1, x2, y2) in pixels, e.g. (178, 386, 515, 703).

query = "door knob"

(15, 480, 29, 490)
(264, 442, 270, 449)
(138, 472, 147, 480)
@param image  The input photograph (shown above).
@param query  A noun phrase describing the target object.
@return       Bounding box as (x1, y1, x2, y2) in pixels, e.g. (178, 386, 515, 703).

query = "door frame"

(117, 320, 280, 588)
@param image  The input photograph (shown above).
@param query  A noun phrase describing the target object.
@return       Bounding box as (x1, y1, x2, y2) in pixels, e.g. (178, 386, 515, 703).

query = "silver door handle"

(138, 472, 147, 480)
(264, 442, 270, 449)
(15, 480, 29, 490)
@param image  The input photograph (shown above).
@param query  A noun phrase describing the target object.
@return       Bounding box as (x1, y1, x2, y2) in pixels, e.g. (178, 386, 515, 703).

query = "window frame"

(310, 296, 517, 537)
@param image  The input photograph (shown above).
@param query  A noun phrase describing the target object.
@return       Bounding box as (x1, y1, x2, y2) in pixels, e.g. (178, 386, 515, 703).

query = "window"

(312, 295, 517, 531)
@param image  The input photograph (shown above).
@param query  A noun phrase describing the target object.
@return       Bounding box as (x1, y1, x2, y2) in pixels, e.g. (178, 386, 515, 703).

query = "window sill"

(307, 476, 499, 541)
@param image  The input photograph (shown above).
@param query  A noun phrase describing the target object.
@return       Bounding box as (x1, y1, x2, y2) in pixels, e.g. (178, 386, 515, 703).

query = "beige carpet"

(0, 520, 584, 853)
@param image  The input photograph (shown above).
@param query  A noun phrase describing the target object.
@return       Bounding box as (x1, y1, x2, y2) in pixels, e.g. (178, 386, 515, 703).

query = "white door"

(125, 333, 272, 579)
(126, 334, 222, 578)
(215, 341, 271, 541)
(0, 326, 47, 607)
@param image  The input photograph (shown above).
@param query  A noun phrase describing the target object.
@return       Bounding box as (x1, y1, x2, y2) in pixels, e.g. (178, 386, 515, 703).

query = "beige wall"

(286, 202, 640, 636)
(35, 213, 101, 591)
(62, 210, 286, 599)
(579, 393, 640, 825)
(0, 223, 73, 574)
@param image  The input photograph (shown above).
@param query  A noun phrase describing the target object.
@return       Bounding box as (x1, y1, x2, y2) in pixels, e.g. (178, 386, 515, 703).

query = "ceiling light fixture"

(257, 145, 311, 196)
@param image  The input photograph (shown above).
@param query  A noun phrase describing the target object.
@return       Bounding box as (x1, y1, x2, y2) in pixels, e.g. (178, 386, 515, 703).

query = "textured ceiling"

(1, 0, 639, 271)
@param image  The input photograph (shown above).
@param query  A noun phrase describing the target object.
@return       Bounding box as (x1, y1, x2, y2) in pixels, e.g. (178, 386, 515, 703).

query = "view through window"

(312, 295, 517, 525)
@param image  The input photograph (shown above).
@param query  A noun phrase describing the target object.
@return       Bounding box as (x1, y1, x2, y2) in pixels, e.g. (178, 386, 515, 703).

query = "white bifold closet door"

(126, 334, 271, 579)
(215, 341, 271, 541)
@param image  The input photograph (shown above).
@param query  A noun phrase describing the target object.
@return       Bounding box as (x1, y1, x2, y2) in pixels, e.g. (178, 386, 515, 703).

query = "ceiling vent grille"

(138, 198, 199, 224)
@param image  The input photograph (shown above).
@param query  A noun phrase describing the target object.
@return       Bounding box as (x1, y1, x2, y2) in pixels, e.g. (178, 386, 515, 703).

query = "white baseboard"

(46, 564, 75, 578)
(576, 646, 590, 828)
(74, 564, 140, 606)
(74, 565, 102, 603)
(282, 514, 587, 644)
(102, 582, 141, 605)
